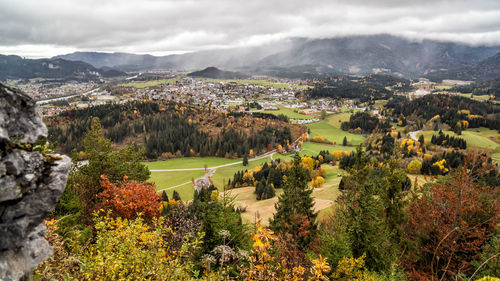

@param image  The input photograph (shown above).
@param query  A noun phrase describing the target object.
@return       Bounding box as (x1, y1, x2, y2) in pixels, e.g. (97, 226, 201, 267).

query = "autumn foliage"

(95, 175, 161, 220)
(404, 154, 500, 280)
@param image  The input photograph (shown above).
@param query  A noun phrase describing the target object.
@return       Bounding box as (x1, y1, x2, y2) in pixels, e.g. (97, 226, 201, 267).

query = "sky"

(1, 0, 500, 58)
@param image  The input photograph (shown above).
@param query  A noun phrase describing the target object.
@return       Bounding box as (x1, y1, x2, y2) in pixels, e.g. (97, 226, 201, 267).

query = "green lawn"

(261, 105, 316, 119)
(418, 129, 500, 151)
(149, 170, 206, 201)
(301, 142, 355, 156)
(434, 85, 453, 90)
(210, 156, 273, 189)
(118, 77, 182, 88)
(457, 93, 491, 102)
(306, 113, 366, 145)
(492, 152, 500, 164)
(144, 157, 240, 170)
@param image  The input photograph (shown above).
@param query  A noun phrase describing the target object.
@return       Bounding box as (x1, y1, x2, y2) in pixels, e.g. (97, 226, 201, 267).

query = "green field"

(457, 93, 491, 102)
(434, 85, 453, 90)
(210, 156, 273, 189)
(306, 113, 366, 145)
(261, 105, 316, 119)
(144, 157, 240, 170)
(492, 152, 500, 164)
(417, 128, 500, 151)
(118, 77, 182, 88)
(301, 142, 355, 156)
(149, 170, 206, 201)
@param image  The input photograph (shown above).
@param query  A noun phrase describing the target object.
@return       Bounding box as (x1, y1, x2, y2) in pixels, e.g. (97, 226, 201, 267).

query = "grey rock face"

(0, 82, 71, 280)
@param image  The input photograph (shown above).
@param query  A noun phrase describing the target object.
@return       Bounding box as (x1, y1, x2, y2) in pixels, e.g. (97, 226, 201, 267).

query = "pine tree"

(337, 154, 393, 271)
(71, 117, 150, 219)
(161, 191, 169, 202)
(342, 136, 348, 146)
(172, 190, 181, 201)
(418, 134, 424, 144)
(270, 154, 317, 249)
(243, 154, 249, 166)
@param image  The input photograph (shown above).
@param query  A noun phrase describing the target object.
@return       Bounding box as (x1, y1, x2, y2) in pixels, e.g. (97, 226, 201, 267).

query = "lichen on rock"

(0, 82, 71, 281)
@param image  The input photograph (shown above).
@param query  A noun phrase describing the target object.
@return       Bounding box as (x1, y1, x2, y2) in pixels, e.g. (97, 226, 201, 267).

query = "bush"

(406, 160, 422, 174)
(95, 175, 161, 220)
(79, 214, 200, 280)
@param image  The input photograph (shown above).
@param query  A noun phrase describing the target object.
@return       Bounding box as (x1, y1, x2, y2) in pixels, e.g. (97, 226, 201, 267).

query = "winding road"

(155, 135, 304, 192)
(150, 150, 275, 172)
(409, 130, 421, 141)
(154, 151, 276, 192)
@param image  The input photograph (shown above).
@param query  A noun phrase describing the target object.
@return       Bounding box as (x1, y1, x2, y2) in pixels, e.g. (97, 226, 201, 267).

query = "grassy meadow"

(417, 128, 500, 151)
(144, 157, 240, 170)
(149, 170, 206, 201)
(261, 105, 316, 119)
(306, 112, 366, 145)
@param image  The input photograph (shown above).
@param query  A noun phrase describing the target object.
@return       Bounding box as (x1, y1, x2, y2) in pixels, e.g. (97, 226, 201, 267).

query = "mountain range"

(0, 54, 125, 81)
(53, 35, 500, 80)
(2, 35, 500, 81)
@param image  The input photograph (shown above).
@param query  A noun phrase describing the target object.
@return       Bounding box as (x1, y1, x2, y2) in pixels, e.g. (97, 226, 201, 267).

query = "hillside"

(187, 66, 249, 79)
(427, 52, 500, 81)
(0, 55, 125, 81)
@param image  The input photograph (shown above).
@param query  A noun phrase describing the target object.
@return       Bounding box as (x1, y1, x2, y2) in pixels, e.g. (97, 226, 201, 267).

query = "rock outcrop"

(0, 82, 71, 280)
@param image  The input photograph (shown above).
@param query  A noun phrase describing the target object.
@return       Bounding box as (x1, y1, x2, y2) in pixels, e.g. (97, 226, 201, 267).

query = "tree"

(277, 144, 283, 154)
(69, 117, 150, 219)
(270, 154, 317, 250)
(161, 190, 169, 202)
(243, 155, 249, 166)
(191, 186, 249, 265)
(312, 176, 325, 188)
(342, 136, 348, 146)
(320, 110, 327, 120)
(338, 168, 393, 271)
(418, 134, 425, 144)
(96, 175, 161, 220)
(404, 154, 500, 280)
(172, 190, 182, 201)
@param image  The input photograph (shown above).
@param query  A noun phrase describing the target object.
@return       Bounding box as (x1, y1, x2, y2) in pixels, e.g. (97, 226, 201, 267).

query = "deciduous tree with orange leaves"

(96, 175, 161, 220)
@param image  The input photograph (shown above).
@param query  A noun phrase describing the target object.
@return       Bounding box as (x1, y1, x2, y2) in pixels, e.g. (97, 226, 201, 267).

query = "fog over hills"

(53, 35, 500, 79)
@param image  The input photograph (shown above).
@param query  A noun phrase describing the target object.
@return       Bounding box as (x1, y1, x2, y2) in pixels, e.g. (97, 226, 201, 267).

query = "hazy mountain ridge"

(53, 35, 500, 79)
(0, 54, 126, 81)
(426, 52, 500, 81)
(256, 35, 500, 77)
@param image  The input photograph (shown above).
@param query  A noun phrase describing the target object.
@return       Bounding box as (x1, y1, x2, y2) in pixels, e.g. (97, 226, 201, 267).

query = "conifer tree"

(243, 154, 249, 166)
(172, 190, 181, 201)
(342, 136, 348, 146)
(270, 154, 317, 249)
(161, 190, 169, 202)
(71, 117, 150, 219)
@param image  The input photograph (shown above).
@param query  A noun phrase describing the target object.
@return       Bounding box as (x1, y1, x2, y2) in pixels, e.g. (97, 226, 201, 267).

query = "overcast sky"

(1, 0, 500, 58)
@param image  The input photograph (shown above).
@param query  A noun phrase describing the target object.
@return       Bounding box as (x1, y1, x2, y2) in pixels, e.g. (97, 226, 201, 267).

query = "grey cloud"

(0, 0, 500, 57)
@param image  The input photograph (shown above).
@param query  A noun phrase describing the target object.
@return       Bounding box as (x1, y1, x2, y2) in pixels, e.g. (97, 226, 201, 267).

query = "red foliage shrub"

(404, 154, 499, 280)
(95, 175, 161, 220)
